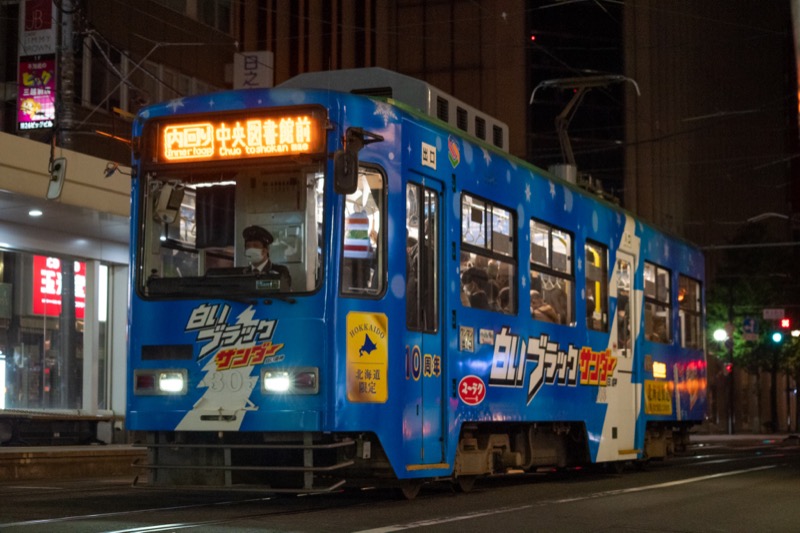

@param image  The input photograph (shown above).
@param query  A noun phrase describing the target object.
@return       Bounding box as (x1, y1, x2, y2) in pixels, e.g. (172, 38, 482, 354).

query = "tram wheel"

(400, 480, 423, 500)
(454, 475, 477, 493)
(608, 460, 626, 475)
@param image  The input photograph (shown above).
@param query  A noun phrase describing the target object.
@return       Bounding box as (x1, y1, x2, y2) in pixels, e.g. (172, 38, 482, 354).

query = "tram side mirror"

(153, 183, 185, 224)
(334, 127, 384, 195)
(334, 150, 358, 195)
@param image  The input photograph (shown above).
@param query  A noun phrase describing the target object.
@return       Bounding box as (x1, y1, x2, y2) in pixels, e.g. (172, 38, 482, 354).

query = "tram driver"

(243, 225, 292, 289)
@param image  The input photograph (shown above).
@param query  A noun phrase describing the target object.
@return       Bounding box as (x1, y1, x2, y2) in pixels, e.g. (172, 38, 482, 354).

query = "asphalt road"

(0, 436, 798, 532)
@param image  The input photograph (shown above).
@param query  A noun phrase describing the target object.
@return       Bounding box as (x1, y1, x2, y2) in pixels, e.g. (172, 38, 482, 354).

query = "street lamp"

(712, 326, 735, 434)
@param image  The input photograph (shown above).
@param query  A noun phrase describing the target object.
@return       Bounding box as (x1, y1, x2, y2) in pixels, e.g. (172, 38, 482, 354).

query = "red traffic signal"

(724, 362, 733, 375)
(780, 318, 791, 329)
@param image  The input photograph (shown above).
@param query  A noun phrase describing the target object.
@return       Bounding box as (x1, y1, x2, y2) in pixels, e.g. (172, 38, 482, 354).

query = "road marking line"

(0, 496, 274, 528)
(355, 465, 778, 533)
(550, 465, 776, 503)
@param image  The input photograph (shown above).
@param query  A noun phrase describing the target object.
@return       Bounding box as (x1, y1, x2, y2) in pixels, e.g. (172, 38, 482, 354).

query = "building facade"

(0, 0, 235, 433)
(623, 0, 799, 433)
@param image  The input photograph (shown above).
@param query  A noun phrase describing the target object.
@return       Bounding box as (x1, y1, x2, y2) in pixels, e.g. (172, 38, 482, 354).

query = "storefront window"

(0, 250, 109, 411)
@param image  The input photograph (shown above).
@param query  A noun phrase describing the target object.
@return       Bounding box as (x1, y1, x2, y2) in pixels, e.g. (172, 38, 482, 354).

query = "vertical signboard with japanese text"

(18, 0, 56, 131)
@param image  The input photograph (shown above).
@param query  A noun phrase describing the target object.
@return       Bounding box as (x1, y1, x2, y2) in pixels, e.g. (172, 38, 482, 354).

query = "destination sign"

(155, 108, 325, 164)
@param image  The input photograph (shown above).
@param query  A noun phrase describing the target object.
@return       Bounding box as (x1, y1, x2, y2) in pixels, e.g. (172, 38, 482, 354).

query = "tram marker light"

(135, 372, 156, 393)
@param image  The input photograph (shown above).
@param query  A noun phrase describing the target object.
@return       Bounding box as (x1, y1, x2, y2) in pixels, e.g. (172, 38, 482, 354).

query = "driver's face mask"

(245, 247, 265, 263)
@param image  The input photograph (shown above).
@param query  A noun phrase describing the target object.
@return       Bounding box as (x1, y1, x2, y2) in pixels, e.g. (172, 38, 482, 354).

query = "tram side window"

(341, 167, 385, 296)
(679, 275, 702, 349)
(585, 241, 608, 331)
(460, 194, 516, 313)
(406, 182, 439, 332)
(644, 262, 671, 343)
(529, 219, 575, 325)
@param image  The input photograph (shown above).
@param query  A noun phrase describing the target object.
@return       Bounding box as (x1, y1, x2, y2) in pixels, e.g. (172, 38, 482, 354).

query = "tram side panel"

(440, 131, 626, 467)
(429, 127, 706, 469)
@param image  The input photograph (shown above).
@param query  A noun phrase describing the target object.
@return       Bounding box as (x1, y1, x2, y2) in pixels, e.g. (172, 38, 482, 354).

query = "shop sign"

(17, 55, 56, 130)
(19, 0, 55, 56)
(32, 255, 86, 319)
(233, 50, 274, 89)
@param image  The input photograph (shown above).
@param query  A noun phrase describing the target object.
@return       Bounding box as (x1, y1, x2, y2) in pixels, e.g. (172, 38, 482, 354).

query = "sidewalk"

(690, 432, 800, 446)
(0, 444, 146, 482)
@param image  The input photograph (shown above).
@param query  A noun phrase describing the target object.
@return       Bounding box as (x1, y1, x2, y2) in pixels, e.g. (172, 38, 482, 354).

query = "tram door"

(403, 178, 445, 467)
(613, 252, 638, 456)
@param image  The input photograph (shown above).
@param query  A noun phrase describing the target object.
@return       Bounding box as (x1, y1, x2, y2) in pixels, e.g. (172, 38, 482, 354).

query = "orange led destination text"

(162, 114, 319, 162)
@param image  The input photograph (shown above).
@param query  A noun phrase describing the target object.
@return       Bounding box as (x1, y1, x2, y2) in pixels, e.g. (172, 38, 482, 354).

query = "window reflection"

(0, 250, 109, 411)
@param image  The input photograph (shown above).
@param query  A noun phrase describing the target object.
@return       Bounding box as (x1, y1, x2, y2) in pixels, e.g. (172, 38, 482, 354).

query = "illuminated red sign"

(32, 255, 85, 319)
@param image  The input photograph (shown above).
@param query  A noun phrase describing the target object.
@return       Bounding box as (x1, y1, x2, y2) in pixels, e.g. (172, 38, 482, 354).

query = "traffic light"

(780, 318, 791, 329)
(724, 362, 733, 375)
(771, 331, 783, 343)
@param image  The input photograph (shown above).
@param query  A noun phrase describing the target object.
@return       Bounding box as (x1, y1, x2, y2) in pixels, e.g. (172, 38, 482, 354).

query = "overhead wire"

(7, 0, 797, 179)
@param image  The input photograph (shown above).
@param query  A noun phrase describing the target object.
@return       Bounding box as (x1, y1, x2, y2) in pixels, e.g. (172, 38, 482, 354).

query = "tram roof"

(278, 67, 510, 153)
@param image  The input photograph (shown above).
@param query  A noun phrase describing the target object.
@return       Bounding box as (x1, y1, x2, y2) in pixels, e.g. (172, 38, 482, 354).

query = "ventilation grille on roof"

(436, 97, 449, 122)
(456, 107, 468, 131)
(278, 68, 510, 152)
(352, 86, 394, 99)
(475, 117, 486, 140)
(493, 125, 504, 150)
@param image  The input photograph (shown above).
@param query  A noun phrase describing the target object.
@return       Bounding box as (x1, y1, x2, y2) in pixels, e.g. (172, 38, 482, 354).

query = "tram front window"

(140, 165, 325, 297)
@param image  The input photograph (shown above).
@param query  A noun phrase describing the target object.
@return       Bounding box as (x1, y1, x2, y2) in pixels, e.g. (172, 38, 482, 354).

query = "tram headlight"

(261, 367, 319, 394)
(263, 371, 291, 392)
(134, 369, 187, 395)
(158, 371, 187, 393)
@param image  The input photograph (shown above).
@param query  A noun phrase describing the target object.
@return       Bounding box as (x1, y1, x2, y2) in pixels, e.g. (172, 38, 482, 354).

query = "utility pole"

(55, 0, 77, 150)
(727, 284, 735, 435)
(771, 346, 780, 432)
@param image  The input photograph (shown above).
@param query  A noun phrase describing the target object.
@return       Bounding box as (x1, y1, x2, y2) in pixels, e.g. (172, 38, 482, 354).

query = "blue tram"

(126, 68, 706, 496)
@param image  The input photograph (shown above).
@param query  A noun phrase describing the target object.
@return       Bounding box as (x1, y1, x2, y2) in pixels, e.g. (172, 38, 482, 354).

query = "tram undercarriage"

(134, 421, 692, 496)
